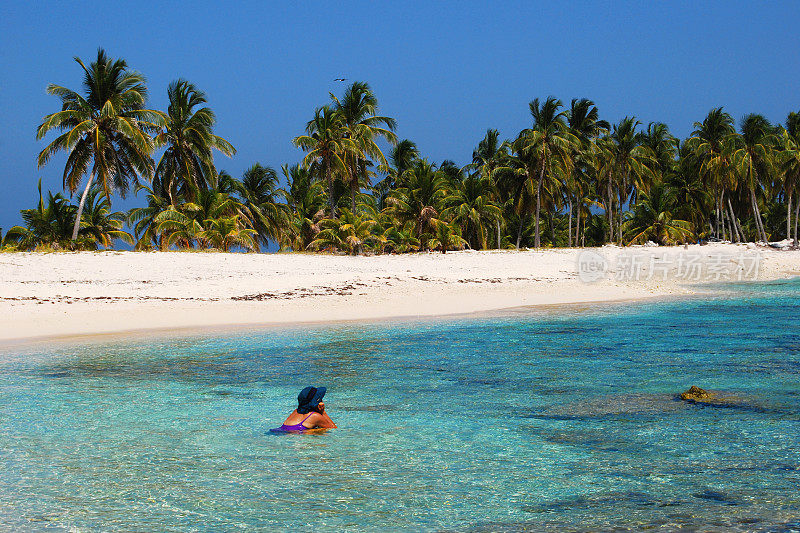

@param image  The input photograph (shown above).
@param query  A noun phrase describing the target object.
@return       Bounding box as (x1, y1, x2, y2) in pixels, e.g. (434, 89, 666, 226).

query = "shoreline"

(1, 244, 798, 345)
(1, 293, 687, 350)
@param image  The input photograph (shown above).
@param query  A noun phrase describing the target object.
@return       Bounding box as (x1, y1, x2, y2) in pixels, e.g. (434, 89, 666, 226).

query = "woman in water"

(272, 386, 337, 432)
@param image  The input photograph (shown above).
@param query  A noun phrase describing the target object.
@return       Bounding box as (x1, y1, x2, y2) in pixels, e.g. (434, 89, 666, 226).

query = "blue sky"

(1, 1, 799, 233)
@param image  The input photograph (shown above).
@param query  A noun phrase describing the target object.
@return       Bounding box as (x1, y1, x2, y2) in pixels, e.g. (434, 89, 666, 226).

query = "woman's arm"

(315, 402, 337, 429)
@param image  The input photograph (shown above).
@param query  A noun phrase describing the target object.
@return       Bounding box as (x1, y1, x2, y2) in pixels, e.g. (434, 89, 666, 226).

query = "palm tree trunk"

(727, 196, 741, 243)
(617, 190, 624, 244)
(721, 192, 729, 241)
(750, 186, 767, 242)
(350, 160, 358, 213)
(516, 215, 523, 249)
(567, 198, 573, 247)
(326, 157, 336, 219)
(786, 190, 792, 241)
(496, 220, 501, 249)
(534, 164, 543, 249)
(72, 169, 96, 240)
(794, 199, 799, 247)
(607, 179, 614, 243)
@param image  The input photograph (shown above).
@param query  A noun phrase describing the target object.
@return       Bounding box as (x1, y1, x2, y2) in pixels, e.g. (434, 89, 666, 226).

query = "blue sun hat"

(297, 386, 326, 414)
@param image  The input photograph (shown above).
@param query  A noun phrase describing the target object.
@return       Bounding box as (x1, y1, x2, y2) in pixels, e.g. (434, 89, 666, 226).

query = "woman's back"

(278, 410, 317, 431)
(270, 386, 337, 433)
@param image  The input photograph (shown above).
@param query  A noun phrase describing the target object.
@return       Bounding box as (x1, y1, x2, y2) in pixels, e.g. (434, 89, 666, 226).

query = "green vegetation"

(5, 48, 799, 253)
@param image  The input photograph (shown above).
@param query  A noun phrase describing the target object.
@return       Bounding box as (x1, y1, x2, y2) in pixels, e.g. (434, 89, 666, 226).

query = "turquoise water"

(1, 281, 800, 531)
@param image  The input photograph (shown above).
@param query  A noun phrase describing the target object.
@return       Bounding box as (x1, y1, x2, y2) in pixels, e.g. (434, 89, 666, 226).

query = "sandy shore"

(1, 244, 798, 342)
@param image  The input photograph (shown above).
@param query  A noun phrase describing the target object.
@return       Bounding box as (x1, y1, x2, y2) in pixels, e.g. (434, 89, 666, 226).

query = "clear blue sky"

(1, 1, 799, 233)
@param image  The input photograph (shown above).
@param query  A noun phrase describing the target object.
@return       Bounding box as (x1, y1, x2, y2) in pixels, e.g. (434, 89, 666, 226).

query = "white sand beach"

(1, 244, 798, 342)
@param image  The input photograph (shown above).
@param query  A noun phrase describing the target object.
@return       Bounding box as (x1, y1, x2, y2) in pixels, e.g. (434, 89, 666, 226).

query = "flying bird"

(334, 78, 347, 82)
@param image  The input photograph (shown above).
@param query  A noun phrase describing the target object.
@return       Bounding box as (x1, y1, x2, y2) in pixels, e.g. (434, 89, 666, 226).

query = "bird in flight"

(334, 78, 347, 82)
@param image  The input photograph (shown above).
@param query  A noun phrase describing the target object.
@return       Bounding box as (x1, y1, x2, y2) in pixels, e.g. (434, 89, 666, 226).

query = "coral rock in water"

(680, 386, 714, 401)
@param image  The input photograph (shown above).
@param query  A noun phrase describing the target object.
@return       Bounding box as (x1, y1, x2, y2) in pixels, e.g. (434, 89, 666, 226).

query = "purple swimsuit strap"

(277, 413, 314, 431)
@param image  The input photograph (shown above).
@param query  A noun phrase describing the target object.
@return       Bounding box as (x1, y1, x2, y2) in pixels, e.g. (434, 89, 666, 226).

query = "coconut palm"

(293, 105, 357, 218)
(668, 141, 712, 241)
(79, 188, 133, 247)
(4, 180, 79, 250)
(374, 139, 419, 210)
(153, 79, 236, 204)
(495, 148, 536, 248)
(36, 48, 164, 240)
(689, 108, 741, 241)
(734, 114, 777, 243)
(234, 163, 287, 247)
(308, 208, 377, 255)
(426, 220, 468, 254)
(566, 99, 607, 246)
(150, 189, 247, 250)
(438, 160, 464, 184)
(152, 207, 204, 249)
(468, 129, 509, 247)
(623, 182, 692, 245)
(384, 159, 448, 240)
(381, 225, 421, 253)
(330, 82, 397, 212)
(639, 123, 677, 178)
(609, 117, 654, 242)
(588, 136, 618, 242)
(513, 97, 577, 248)
(781, 112, 800, 246)
(280, 164, 326, 251)
(198, 216, 258, 252)
(128, 185, 172, 250)
(442, 175, 502, 249)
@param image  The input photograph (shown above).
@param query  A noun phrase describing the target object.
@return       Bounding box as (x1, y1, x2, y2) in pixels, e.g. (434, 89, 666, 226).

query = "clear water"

(1, 281, 800, 532)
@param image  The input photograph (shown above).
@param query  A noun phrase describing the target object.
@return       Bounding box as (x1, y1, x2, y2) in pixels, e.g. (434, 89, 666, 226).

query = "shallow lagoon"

(1, 280, 799, 531)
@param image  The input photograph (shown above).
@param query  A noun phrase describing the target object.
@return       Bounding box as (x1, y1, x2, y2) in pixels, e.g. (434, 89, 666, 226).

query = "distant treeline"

(3, 48, 799, 253)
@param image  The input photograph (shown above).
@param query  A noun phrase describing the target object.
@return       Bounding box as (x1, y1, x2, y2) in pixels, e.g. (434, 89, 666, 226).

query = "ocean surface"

(1, 280, 799, 531)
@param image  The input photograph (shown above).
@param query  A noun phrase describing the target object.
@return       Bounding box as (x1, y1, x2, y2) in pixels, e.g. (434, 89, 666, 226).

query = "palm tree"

(689, 108, 741, 241)
(385, 159, 448, 242)
(442, 175, 501, 249)
(513, 97, 576, 248)
(381, 225, 421, 253)
(293, 105, 357, 218)
(609, 117, 653, 243)
(375, 139, 419, 210)
(235, 163, 287, 248)
(128, 185, 172, 250)
(150, 189, 248, 250)
(623, 183, 693, 245)
(588, 136, 618, 243)
(330, 82, 397, 212)
(781, 112, 800, 246)
(280, 164, 326, 251)
(198, 216, 258, 252)
(79, 188, 133, 247)
(668, 141, 712, 241)
(566, 99, 607, 246)
(152, 207, 204, 249)
(495, 148, 535, 248)
(153, 79, 236, 204)
(308, 208, 377, 255)
(36, 48, 164, 240)
(468, 129, 509, 247)
(734, 114, 777, 243)
(639, 123, 677, 177)
(426, 220, 468, 254)
(4, 180, 79, 250)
